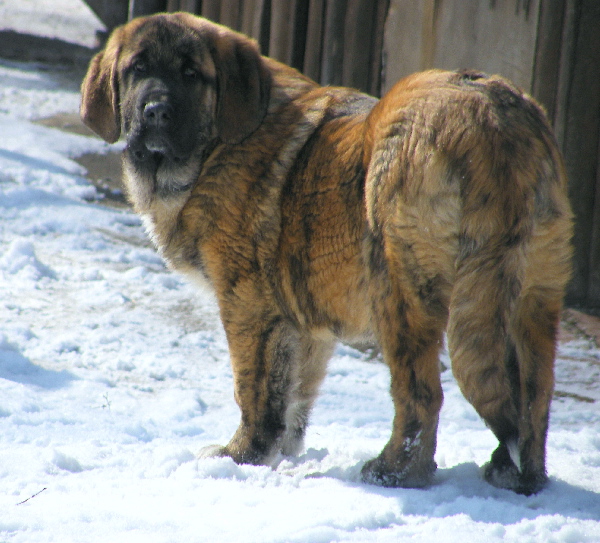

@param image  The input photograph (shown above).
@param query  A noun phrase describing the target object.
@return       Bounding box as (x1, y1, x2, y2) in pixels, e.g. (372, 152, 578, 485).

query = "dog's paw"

(361, 455, 436, 488)
(482, 443, 548, 495)
(483, 461, 547, 496)
(197, 444, 229, 459)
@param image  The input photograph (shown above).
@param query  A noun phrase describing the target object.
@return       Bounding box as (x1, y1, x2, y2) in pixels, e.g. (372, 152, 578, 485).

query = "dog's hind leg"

(502, 287, 562, 494)
(360, 237, 447, 488)
(447, 248, 566, 495)
(447, 252, 525, 491)
(361, 303, 445, 487)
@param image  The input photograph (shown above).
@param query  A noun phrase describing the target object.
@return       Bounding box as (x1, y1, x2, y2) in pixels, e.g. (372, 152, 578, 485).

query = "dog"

(80, 12, 573, 495)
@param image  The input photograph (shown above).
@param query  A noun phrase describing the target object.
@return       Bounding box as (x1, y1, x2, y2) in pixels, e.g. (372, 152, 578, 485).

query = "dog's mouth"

(127, 135, 187, 169)
(125, 131, 209, 197)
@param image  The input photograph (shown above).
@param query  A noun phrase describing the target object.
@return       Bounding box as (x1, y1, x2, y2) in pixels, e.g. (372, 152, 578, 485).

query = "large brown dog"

(81, 12, 573, 495)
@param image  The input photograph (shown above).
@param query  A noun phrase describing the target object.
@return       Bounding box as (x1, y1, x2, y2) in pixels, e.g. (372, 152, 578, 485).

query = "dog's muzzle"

(143, 101, 173, 132)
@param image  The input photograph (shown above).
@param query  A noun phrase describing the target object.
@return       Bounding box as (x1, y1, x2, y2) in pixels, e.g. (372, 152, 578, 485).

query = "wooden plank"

(251, 0, 271, 55)
(303, 0, 326, 82)
(268, 1, 309, 70)
(382, 0, 428, 93)
(129, 0, 167, 18)
(201, 0, 221, 23)
(530, 0, 600, 309)
(240, 0, 260, 38)
(269, 1, 298, 65)
(559, 0, 600, 309)
(219, 0, 242, 30)
(83, 0, 129, 30)
(590, 143, 600, 311)
(342, 0, 377, 92)
(419, 0, 438, 71)
(368, 0, 390, 96)
(165, 1, 203, 15)
(430, 0, 540, 91)
(553, 0, 578, 149)
(181, 0, 202, 13)
(531, 0, 567, 121)
(238, 0, 270, 53)
(290, 0, 309, 72)
(321, 0, 347, 86)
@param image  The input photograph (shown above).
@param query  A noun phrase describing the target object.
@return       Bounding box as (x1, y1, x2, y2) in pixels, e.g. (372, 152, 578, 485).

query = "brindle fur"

(81, 13, 573, 495)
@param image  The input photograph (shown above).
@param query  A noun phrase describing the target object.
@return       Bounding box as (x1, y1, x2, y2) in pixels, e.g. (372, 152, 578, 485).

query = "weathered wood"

(381, 0, 429, 93)
(240, 0, 264, 42)
(342, 0, 377, 91)
(166, 0, 201, 13)
(419, 0, 438, 71)
(84, 0, 129, 31)
(384, 0, 540, 91)
(219, 0, 242, 30)
(129, 0, 167, 19)
(553, 0, 578, 149)
(321, 0, 347, 86)
(291, 1, 309, 72)
(531, 0, 566, 121)
(252, 0, 271, 54)
(559, 0, 600, 309)
(303, 0, 326, 83)
(269, 1, 298, 65)
(201, 0, 221, 23)
(431, 0, 540, 90)
(590, 146, 600, 310)
(368, 0, 390, 96)
(184, 0, 201, 12)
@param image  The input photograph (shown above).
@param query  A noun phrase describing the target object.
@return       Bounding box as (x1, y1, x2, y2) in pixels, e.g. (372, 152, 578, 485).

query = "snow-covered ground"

(1, 2, 599, 542)
(0, 0, 102, 48)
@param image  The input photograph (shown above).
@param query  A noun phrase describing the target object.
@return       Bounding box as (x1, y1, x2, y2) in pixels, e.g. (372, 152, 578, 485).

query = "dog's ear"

(80, 32, 122, 143)
(212, 30, 271, 144)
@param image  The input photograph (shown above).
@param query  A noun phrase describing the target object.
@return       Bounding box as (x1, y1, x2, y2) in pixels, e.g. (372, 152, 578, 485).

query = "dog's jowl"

(81, 13, 573, 495)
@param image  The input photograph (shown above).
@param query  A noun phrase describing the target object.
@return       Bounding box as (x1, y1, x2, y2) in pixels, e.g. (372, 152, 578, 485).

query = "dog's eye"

(182, 66, 198, 80)
(133, 60, 147, 73)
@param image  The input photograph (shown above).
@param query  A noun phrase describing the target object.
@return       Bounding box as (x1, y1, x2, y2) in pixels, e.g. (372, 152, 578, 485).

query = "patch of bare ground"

(556, 309, 600, 404)
(36, 111, 127, 208)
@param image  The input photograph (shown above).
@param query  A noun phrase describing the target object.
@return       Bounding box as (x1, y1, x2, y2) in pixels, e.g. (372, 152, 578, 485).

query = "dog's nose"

(143, 102, 173, 129)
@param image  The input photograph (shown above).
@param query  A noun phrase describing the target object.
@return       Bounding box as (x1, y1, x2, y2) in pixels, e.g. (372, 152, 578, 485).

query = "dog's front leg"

(201, 312, 300, 466)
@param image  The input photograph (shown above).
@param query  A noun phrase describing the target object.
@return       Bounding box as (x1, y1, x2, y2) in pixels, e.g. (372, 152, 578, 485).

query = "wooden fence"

(83, 0, 600, 313)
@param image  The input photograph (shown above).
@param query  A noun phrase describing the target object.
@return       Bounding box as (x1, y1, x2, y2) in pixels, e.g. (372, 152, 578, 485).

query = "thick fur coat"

(81, 12, 573, 495)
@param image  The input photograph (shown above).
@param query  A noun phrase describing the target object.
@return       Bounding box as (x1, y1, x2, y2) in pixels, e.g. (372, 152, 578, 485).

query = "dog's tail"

(445, 72, 573, 494)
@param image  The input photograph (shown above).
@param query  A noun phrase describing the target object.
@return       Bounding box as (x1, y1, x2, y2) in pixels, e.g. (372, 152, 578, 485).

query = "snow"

(0, 2, 599, 542)
(0, 0, 102, 48)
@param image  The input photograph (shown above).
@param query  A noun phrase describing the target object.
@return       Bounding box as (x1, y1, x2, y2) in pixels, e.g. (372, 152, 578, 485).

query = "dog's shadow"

(0, 344, 77, 390)
(280, 452, 600, 525)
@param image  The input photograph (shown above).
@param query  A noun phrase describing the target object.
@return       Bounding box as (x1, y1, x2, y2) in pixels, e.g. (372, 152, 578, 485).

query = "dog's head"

(81, 13, 271, 178)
